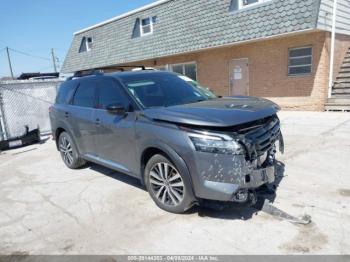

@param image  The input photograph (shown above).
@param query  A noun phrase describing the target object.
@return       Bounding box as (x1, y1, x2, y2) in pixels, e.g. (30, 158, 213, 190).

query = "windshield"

(176, 74, 216, 99)
(120, 73, 216, 108)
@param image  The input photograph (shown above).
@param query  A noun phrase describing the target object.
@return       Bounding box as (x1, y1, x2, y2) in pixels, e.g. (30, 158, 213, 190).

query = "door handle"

(95, 118, 101, 125)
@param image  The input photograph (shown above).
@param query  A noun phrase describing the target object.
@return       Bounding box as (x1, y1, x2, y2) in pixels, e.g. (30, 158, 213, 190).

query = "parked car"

(49, 70, 283, 213)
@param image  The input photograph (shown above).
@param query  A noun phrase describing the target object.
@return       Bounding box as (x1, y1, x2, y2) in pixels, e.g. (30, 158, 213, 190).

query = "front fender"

(138, 140, 195, 200)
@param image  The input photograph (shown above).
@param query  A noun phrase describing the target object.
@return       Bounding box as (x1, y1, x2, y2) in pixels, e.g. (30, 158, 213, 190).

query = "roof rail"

(67, 66, 151, 80)
(112, 65, 146, 71)
(67, 69, 104, 80)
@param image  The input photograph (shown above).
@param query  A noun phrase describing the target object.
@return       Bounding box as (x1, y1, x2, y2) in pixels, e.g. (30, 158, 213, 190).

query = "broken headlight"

(189, 134, 244, 155)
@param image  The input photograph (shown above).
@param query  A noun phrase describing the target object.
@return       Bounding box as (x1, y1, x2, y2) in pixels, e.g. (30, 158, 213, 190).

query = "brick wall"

(106, 31, 350, 111)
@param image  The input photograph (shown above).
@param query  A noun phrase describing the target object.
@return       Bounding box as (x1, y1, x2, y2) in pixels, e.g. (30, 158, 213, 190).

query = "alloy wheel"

(59, 136, 73, 166)
(149, 162, 185, 206)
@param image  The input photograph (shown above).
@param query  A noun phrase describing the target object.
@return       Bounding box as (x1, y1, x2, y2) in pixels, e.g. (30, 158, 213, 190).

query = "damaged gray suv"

(50, 71, 284, 213)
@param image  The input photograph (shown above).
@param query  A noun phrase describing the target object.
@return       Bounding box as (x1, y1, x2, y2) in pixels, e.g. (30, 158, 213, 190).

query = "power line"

(2, 47, 61, 77)
(8, 48, 51, 61)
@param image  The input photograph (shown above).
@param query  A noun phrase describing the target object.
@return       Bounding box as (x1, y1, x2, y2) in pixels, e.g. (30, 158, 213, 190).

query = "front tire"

(58, 132, 86, 169)
(144, 154, 194, 213)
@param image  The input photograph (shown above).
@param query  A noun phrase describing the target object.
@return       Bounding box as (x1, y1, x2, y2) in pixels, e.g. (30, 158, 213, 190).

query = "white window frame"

(169, 62, 198, 81)
(288, 46, 313, 76)
(86, 37, 93, 51)
(140, 17, 153, 36)
(238, 0, 271, 10)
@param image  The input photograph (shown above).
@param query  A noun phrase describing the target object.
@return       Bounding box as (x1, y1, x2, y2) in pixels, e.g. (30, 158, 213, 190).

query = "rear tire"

(58, 132, 86, 169)
(144, 154, 194, 213)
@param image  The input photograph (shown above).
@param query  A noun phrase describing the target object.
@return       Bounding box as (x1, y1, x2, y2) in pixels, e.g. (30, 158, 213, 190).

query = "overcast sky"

(0, 0, 156, 77)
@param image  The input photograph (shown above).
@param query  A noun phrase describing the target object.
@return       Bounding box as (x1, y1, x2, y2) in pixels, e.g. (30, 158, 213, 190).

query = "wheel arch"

(54, 125, 81, 156)
(139, 142, 195, 200)
(55, 127, 66, 150)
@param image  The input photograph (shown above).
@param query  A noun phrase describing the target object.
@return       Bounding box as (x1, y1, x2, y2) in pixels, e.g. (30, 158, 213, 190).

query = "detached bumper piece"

(0, 126, 40, 151)
(244, 164, 275, 188)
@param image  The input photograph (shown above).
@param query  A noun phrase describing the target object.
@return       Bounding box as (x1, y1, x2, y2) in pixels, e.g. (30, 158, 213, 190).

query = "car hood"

(142, 97, 280, 127)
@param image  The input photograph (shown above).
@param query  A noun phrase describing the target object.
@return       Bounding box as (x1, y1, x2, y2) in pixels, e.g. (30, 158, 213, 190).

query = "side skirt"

(83, 153, 139, 179)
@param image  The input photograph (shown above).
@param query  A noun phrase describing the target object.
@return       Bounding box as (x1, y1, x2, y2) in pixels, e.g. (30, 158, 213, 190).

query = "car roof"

(66, 70, 175, 84)
(108, 70, 174, 79)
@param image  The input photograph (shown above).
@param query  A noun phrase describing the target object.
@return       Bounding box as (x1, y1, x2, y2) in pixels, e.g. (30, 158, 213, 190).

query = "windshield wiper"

(183, 98, 208, 105)
(164, 98, 208, 107)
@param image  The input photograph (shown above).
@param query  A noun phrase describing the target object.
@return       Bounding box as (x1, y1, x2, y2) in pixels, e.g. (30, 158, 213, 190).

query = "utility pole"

(51, 48, 58, 73)
(5, 47, 14, 79)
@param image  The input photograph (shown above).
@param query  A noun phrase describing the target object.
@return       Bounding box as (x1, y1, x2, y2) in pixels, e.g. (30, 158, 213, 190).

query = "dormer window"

(140, 16, 157, 36)
(79, 37, 93, 53)
(230, 0, 272, 11)
(141, 18, 152, 35)
(239, 0, 271, 9)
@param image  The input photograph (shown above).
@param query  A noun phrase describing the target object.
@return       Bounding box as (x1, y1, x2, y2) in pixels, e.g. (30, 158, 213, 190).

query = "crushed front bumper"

(195, 161, 276, 202)
(185, 115, 283, 203)
(242, 164, 275, 188)
(189, 139, 282, 202)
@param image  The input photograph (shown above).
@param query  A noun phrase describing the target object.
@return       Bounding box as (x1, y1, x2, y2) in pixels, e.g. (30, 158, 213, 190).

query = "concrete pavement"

(0, 111, 349, 255)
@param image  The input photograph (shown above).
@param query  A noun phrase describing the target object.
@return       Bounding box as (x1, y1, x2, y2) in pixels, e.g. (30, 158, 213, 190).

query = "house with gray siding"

(62, 0, 350, 111)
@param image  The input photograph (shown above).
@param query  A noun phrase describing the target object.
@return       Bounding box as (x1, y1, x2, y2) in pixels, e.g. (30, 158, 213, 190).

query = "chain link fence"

(0, 79, 62, 141)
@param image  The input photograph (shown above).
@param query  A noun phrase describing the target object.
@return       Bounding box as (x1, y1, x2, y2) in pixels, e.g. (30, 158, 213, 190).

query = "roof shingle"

(62, 0, 320, 73)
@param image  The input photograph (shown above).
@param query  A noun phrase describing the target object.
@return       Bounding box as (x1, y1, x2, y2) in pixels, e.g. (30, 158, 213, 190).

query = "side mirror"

(106, 103, 126, 115)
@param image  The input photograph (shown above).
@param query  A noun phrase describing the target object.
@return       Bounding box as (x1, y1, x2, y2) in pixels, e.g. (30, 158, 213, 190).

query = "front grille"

(237, 115, 281, 158)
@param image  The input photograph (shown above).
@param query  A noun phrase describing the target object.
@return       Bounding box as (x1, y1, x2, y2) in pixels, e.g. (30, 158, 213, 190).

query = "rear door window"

(97, 79, 128, 109)
(72, 80, 97, 108)
(56, 81, 78, 104)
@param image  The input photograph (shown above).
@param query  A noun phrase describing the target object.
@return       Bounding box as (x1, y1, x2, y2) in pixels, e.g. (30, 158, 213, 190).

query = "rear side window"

(56, 82, 77, 104)
(97, 79, 127, 109)
(72, 81, 96, 108)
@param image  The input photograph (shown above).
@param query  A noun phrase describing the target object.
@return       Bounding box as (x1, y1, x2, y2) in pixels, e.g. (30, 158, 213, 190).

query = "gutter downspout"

(328, 0, 338, 98)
